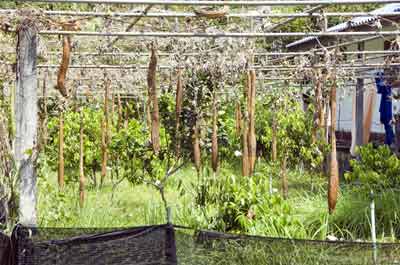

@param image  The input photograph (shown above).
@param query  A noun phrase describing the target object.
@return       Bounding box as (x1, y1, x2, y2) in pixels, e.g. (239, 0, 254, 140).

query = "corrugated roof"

(286, 4, 400, 49)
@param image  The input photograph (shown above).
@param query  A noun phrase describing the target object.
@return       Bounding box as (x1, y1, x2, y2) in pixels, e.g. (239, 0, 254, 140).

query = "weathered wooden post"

(15, 18, 38, 226)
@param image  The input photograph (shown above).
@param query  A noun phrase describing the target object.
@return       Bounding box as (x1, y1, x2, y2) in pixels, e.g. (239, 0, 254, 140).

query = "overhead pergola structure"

(2, 0, 400, 226)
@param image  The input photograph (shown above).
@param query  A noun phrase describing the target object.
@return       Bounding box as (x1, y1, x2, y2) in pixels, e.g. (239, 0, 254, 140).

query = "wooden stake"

(15, 18, 38, 226)
(58, 110, 65, 191)
(79, 107, 85, 208)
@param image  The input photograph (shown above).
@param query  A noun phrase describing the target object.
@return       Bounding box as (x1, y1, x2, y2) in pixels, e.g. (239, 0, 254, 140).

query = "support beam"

(15, 0, 400, 6)
(3, 9, 400, 18)
(15, 19, 38, 226)
(39, 30, 400, 38)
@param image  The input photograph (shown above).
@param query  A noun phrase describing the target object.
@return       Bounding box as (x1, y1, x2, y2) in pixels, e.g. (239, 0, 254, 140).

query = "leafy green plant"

(346, 144, 400, 191)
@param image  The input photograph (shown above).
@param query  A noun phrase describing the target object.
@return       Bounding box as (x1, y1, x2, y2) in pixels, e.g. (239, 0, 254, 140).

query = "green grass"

(37, 164, 400, 243)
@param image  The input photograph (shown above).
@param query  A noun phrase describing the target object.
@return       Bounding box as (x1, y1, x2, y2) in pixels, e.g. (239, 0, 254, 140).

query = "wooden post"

(356, 42, 365, 149)
(15, 19, 38, 226)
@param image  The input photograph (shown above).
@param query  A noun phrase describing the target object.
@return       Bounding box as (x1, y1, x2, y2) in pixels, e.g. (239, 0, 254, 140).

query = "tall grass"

(37, 165, 400, 242)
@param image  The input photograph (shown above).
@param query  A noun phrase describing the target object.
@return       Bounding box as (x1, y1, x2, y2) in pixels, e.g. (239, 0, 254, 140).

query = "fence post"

(370, 190, 377, 264)
(15, 18, 38, 227)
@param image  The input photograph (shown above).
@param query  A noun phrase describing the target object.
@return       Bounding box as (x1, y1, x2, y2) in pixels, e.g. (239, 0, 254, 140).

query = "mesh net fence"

(0, 224, 400, 265)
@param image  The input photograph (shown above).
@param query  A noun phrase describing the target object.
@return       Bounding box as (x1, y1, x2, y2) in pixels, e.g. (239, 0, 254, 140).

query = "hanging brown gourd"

(328, 73, 339, 214)
(242, 72, 251, 177)
(175, 69, 184, 158)
(56, 35, 70, 97)
(79, 107, 85, 208)
(211, 92, 219, 173)
(311, 70, 323, 144)
(58, 110, 65, 191)
(56, 21, 79, 98)
(247, 70, 257, 175)
(147, 43, 161, 154)
(235, 101, 242, 137)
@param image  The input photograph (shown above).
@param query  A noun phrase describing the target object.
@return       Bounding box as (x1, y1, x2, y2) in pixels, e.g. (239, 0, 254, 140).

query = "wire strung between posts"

(39, 30, 400, 38)
(14, 0, 400, 6)
(34, 63, 400, 70)
(18, 50, 400, 58)
(4, 9, 400, 18)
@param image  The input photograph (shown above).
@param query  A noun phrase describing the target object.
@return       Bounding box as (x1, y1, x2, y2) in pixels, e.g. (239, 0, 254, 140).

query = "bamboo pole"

(79, 107, 85, 208)
(272, 116, 277, 162)
(100, 78, 110, 187)
(58, 110, 65, 191)
(175, 69, 183, 158)
(281, 154, 288, 199)
(211, 92, 218, 173)
(117, 93, 122, 130)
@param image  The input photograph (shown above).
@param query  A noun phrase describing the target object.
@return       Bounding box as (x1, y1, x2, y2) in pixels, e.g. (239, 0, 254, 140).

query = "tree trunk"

(147, 44, 161, 154)
(328, 75, 339, 214)
(16, 19, 38, 226)
(79, 108, 85, 208)
(58, 111, 65, 191)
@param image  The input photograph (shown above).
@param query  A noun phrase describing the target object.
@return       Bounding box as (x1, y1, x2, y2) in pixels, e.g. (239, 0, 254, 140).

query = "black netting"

(0, 232, 12, 265)
(1, 224, 400, 265)
(175, 228, 400, 265)
(13, 224, 176, 265)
